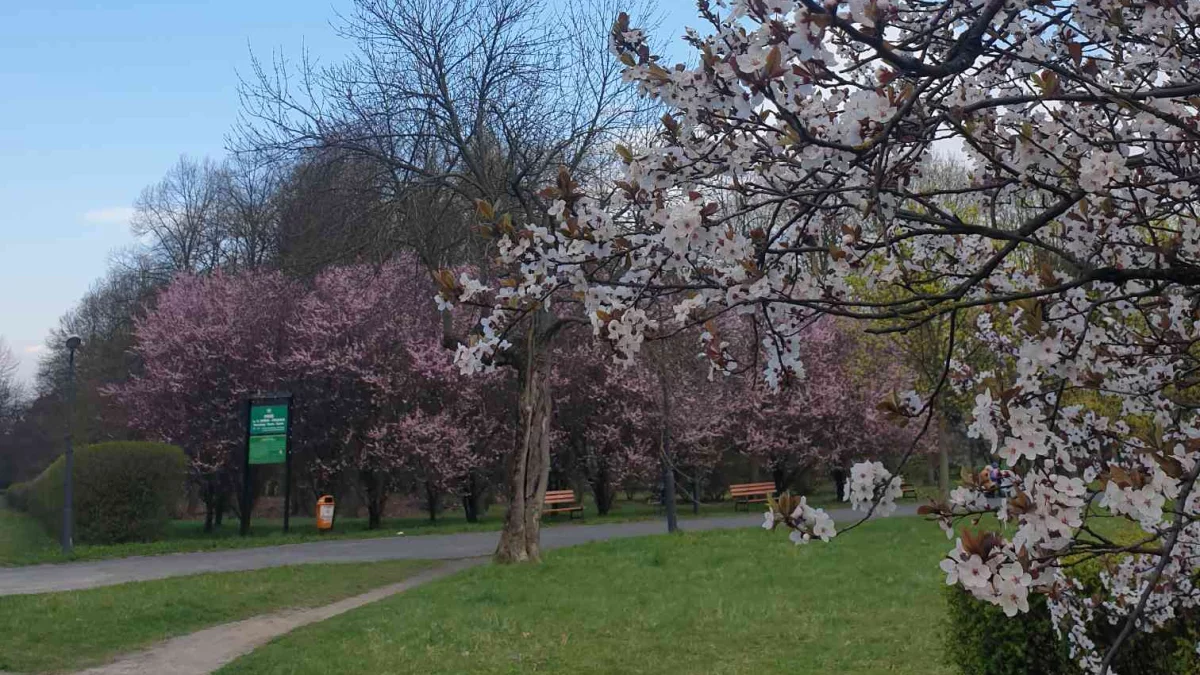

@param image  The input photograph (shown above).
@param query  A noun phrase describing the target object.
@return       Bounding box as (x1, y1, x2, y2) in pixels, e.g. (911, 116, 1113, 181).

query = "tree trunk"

(772, 465, 787, 494)
(692, 473, 701, 515)
(214, 490, 227, 528)
(939, 446, 951, 500)
(494, 328, 552, 564)
(425, 481, 438, 523)
(202, 479, 216, 533)
(662, 458, 678, 533)
(463, 471, 481, 523)
(366, 499, 383, 529)
(362, 470, 385, 530)
(660, 365, 678, 533)
(591, 464, 612, 516)
(831, 467, 848, 501)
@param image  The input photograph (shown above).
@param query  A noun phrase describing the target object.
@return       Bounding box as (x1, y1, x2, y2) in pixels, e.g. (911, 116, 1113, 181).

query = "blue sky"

(0, 0, 697, 384)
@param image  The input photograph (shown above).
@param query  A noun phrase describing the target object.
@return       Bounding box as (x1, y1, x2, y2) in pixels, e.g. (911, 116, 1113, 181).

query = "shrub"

(943, 585, 1077, 675)
(5, 481, 30, 511)
(944, 580, 1200, 675)
(24, 442, 186, 544)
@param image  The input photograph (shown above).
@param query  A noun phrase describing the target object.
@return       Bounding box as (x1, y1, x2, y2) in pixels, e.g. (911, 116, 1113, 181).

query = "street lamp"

(62, 335, 81, 556)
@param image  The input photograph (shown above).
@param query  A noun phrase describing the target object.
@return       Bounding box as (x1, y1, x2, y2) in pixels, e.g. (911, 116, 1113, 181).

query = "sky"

(0, 1, 698, 385)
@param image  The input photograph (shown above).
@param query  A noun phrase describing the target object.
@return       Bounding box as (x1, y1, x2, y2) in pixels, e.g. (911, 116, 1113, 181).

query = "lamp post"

(62, 335, 81, 556)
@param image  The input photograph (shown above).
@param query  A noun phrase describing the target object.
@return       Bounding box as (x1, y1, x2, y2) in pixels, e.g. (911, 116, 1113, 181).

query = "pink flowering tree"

(283, 261, 441, 528)
(107, 271, 299, 530)
(114, 259, 505, 531)
(448, 2, 1200, 669)
(720, 320, 929, 494)
(551, 342, 658, 514)
(285, 260, 499, 528)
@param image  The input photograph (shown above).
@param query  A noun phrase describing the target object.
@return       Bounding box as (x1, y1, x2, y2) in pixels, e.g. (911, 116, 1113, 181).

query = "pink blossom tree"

(284, 259, 501, 528)
(108, 270, 299, 530)
(113, 259, 507, 531)
(551, 342, 658, 515)
(719, 320, 928, 494)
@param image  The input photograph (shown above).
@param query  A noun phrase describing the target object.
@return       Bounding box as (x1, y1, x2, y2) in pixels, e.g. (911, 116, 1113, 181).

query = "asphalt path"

(0, 504, 918, 595)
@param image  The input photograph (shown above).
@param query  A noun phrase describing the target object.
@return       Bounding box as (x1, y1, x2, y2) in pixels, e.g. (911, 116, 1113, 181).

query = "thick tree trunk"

(494, 333, 552, 564)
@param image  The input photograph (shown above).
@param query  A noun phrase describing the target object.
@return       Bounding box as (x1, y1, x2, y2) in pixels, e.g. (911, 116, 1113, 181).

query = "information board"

(248, 403, 288, 465)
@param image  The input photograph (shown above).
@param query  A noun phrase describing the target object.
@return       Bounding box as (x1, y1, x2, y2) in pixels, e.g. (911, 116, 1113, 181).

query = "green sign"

(249, 434, 287, 465)
(250, 405, 288, 436)
(248, 403, 288, 465)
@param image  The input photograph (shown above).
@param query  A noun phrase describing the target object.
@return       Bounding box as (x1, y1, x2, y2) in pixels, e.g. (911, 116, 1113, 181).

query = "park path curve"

(71, 557, 486, 675)
(0, 504, 916, 596)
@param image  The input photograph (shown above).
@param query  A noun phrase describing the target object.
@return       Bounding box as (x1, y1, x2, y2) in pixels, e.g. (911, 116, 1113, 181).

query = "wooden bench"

(542, 490, 583, 519)
(899, 479, 917, 499)
(729, 482, 776, 511)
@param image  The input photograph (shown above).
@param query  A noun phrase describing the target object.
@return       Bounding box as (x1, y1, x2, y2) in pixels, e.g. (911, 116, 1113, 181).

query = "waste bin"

(316, 495, 335, 531)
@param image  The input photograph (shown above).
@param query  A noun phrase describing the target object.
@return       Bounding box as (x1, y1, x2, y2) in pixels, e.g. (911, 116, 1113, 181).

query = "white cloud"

(23, 344, 45, 354)
(83, 206, 135, 227)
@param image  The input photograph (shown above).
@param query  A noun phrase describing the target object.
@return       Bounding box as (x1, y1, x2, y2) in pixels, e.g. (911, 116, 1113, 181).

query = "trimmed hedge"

(22, 442, 186, 544)
(5, 481, 31, 511)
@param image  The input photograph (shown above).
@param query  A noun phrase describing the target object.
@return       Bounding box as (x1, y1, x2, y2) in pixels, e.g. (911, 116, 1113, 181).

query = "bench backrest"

(544, 490, 578, 504)
(729, 482, 776, 496)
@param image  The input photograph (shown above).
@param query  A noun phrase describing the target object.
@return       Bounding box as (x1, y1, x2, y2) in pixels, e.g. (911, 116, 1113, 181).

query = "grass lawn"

(220, 517, 955, 675)
(0, 484, 849, 566)
(0, 559, 432, 673)
(0, 499, 60, 565)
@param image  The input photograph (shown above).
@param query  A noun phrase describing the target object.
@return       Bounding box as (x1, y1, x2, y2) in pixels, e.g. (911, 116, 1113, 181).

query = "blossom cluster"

(844, 461, 902, 517)
(763, 495, 836, 544)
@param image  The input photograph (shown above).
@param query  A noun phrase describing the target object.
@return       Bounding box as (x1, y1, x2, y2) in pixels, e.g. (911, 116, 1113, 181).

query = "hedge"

(21, 441, 187, 544)
(945, 562, 1200, 675)
(5, 481, 31, 511)
(944, 585, 1077, 675)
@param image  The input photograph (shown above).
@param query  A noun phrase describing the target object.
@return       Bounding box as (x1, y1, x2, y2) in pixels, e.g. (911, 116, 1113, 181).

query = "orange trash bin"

(316, 495, 335, 531)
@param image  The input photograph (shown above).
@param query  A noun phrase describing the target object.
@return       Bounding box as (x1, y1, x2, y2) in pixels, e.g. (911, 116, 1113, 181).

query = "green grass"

(0, 559, 432, 673)
(0, 499, 59, 565)
(220, 517, 954, 675)
(0, 485, 848, 566)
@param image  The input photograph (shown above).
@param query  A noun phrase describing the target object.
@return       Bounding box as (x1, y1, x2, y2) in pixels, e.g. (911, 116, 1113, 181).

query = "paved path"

(71, 557, 486, 675)
(0, 505, 917, 595)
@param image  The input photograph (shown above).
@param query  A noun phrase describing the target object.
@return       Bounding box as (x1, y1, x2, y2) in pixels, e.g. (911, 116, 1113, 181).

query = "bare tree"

(0, 339, 23, 431)
(131, 155, 226, 275)
(217, 153, 282, 271)
(236, 0, 659, 563)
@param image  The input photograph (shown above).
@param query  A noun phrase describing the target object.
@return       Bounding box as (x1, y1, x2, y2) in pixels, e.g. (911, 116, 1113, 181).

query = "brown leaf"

(1067, 41, 1082, 67)
(475, 199, 495, 221)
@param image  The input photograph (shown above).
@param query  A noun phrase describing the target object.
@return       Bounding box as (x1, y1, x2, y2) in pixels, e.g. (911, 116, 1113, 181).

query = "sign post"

(241, 392, 293, 536)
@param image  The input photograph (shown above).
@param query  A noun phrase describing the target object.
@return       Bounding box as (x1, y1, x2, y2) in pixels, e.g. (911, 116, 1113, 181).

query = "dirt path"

(70, 557, 485, 675)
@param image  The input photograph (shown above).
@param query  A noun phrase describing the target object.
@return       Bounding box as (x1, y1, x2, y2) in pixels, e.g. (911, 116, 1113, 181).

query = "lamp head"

(65, 336, 82, 351)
